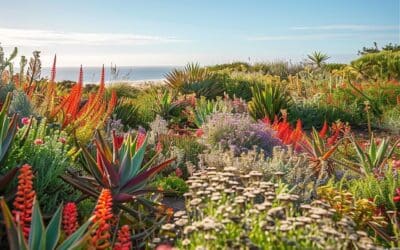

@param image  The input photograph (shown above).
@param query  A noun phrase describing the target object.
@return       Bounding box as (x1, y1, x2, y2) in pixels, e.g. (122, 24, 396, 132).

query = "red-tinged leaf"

(97, 150, 119, 186)
(0, 167, 19, 190)
(121, 158, 176, 192)
(0, 197, 27, 250)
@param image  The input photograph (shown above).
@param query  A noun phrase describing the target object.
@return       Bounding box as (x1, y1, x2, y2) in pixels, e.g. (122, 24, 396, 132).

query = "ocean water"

(40, 66, 180, 84)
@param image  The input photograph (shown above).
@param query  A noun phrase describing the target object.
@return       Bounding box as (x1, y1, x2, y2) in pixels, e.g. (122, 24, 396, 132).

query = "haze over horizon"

(0, 0, 399, 67)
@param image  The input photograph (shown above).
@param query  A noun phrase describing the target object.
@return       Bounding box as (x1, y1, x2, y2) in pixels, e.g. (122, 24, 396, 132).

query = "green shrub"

(107, 82, 141, 99)
(351, 50, 400, 80)
(112, 97, 140, 129)
(4, 118, 79, 214)
(153, 176, 188, 196)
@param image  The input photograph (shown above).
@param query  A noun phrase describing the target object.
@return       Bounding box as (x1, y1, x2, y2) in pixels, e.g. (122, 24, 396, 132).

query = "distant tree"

(307, 51, 330, 68)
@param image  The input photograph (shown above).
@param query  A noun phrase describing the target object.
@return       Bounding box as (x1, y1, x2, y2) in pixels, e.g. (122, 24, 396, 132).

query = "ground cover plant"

(0, 43, 399, 249)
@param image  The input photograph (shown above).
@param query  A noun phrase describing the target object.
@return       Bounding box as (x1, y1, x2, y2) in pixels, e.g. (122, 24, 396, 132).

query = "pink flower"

(175, 168, 183, 177)
(34, 138, 44, 145)
(58, 137, 66, 144)
(393, 160, 400, 169)
(21, 117, 30, 125)
(195, 128, 204, 137)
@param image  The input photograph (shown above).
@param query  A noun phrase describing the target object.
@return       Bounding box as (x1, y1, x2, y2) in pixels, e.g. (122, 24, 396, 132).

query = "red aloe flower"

(394, 188, 400, 203)
(62, 202, 79, 236)
(91, 189, 113, 249)
(12, 164, 35, 239)
(113, 225, 132, 250)
(319, 121, 329, 139)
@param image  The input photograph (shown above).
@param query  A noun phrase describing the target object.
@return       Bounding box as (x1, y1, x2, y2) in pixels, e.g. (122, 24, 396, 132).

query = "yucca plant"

(248, 82, 292, 120)
(61, 130, 175, 217)
(0, 93, 19, 191)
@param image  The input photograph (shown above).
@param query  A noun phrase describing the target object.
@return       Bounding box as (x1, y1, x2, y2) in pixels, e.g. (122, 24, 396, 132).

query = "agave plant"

(61, 130, 175, 217)
(248, 82, 292, 120)
(1, 197, 92, 250)
(0, 93, 19, 191)
(334, 135, 400, 176)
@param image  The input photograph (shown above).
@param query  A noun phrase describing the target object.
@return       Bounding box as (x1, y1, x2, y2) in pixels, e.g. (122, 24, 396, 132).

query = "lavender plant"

(200, 112, 281, 156)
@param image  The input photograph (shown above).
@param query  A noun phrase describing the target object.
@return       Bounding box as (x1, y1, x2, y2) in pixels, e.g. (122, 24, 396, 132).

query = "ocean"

(40, 66, 180, 84)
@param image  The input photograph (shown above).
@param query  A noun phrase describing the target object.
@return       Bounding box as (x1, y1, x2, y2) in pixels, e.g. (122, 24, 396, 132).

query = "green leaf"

(29, 198, 45, 250)
(56, 218, 92, 250)
(45, 204, 62, 250)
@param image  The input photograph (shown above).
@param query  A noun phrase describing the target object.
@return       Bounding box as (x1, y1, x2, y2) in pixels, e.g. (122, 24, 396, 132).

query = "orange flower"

(91, 189, 113, 249)
(113, 225, 132, 250)
(12, 164, 35, 239)
(62, 202, 79, 236)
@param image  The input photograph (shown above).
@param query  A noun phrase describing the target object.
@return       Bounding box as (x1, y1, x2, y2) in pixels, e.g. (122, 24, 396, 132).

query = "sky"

(0, 0, 399, 67)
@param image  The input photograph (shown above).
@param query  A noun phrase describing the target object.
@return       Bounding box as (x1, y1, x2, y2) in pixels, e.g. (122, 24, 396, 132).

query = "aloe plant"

(0, 197, 92, 250)
(61, 130, 175, 217)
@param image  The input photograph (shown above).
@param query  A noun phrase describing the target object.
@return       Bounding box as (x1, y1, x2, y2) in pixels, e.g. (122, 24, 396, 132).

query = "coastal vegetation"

(0, 42, 399, 249)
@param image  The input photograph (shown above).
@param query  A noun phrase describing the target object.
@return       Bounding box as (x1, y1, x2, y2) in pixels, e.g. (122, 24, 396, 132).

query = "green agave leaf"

(45, 204, 62, 250)
(29, 198, 45, 250)
(56, 218, 93, 250)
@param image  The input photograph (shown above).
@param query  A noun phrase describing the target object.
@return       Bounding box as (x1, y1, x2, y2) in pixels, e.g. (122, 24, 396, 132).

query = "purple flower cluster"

(201, 112, 281, 157)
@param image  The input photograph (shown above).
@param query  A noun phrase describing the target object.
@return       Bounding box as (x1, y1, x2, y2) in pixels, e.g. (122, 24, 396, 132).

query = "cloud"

(247, 33, 398, 41)
(291, 24, 399, 31)
(0, 27, 186, 46)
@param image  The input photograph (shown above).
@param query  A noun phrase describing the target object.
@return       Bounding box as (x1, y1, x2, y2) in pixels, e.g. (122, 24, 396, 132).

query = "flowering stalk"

(91, 189, 113, 249)
(12, 164, 35, 239)
(113, 225, 132, 250)
(62, 202, 79, 236)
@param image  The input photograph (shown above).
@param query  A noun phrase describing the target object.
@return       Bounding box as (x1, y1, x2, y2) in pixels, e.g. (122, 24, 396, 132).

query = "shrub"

(4, 118, 79, 214)
(112, 97, 140, 129)
(153, 176, 188, 196)
(350, 50, 400, 80)
(200, 112, 281, 156)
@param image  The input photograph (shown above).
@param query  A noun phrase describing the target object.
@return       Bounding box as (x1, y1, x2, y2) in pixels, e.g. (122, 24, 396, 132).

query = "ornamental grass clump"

(200, 112, 281, 157)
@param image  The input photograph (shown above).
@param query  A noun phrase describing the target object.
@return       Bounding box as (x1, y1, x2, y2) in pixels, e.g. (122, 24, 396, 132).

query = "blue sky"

(0, 0, 399, 66)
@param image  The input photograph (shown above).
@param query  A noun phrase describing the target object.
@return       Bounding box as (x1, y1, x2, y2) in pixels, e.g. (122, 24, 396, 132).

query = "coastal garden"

(0, 43, 399, 249)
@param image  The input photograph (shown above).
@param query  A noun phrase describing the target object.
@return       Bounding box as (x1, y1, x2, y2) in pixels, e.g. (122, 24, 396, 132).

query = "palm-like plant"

(307, 51, 330, 68)
(248, 83, 292, 120)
